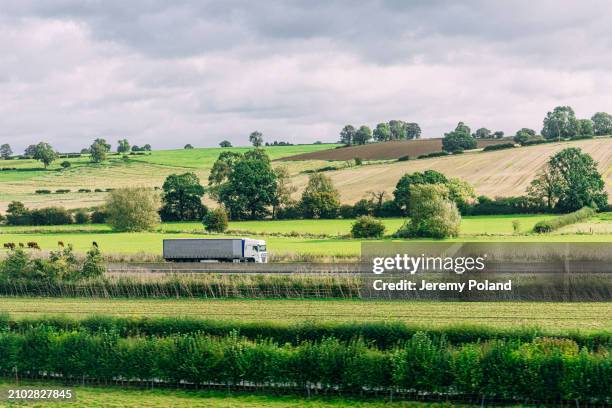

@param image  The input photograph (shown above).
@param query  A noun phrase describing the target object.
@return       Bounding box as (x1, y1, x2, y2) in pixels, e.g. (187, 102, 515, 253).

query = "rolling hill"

(288, 138, 612, 203)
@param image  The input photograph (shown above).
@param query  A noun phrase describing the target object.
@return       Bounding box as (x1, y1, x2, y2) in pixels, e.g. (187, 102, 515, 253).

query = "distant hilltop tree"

(184, 144, 194, 149)
(219, 140, 232, 148)
(249, 131, 263, 147)
(473, 128, 491, 139)
(117, 139, 131, 153)
(442, 122, 477, 153)
(542, 106, 579, 140)
(371, 121, 421, 142)
(591, 112, 612, 136)
(493, 130, 505, 139)
(353, 125, 372, 145)
(339, 125, 356, 145)
(0, 144, 12, 159)
(89, 138, 111, 163)
(32, 142, 58, 168)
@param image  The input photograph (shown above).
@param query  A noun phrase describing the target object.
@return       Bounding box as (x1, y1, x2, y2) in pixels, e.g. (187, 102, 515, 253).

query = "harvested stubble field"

(287, 138, 612, 203)
(0, 298, 609, 331)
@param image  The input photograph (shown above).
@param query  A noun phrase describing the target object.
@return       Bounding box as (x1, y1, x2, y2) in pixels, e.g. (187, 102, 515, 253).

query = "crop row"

(5, 314, 610, 350)
(0, 328, 608, 402)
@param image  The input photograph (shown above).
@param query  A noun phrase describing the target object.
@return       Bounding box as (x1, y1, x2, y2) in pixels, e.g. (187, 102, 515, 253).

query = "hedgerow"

(3, 315, 609, 350)
(533, 206, 596, 233)
(0, 329, 608, 402)
(482, 143, 515, 151)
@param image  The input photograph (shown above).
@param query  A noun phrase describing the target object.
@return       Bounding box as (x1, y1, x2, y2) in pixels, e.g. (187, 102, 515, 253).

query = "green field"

(1, 298, 609, 331)
(0, 144, 337, 211)
(0, 381, 484, 408)
(0, 214, 609, 257)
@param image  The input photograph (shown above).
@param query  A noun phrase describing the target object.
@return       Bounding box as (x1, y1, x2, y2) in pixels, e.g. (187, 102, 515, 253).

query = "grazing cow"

(92, 241, 99, 248)
(3, 243, 13, 250)
(27, 242, 41, 250)
(58, 241, 64, 248)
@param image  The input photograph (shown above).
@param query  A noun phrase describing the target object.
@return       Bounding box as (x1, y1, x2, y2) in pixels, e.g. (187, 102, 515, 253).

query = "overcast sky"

(1, 0, 611, 152)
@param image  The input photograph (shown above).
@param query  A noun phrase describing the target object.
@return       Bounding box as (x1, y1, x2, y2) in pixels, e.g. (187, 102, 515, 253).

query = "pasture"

(0, 144, 337, 211)
(0, 214, 609, 257)
(1, 298, 609, 331)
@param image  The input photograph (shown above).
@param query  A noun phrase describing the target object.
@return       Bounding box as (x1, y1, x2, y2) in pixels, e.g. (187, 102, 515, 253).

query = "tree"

(493, 131, 505, 139)
(81, 245, 105, 278)
(219, 140, 232, 148)
(24, 145, 37, 157)
(339, 125, 356, 145)
(142, 144, 152, 151)
(89, 139, 111, 163)
(208, 151, 243, 190)
(591, 112, 612, 136)
(405, 122, 421, 139)
(184, 144, 194, 149)
(117, 139, 131, 153)
(203, 208, 229, 232)
(353, 125, 372, 145)
(272, 165, 297, 219)
(442, 122, 477, 152)
(528, 147, 607, 212)
(300, 172, 341, 219)
(577, 119, 594, 138)
(542, 106, 579, 140)
(446, 178, 476, 211)
(396, 184, 461, 239)
(159, 172, 207, 221)
(513, 128, 536, 145)
(105, 187, 161, 231)
(249, 131, 263, 147)
(0, 144, 12, 159)
(393, 170, 448, 214)
(5, 201, 30, 225)
(389, 120, 406, 140)
(60, 161, 71, 169)
(474, 128, 491, 138)
(217, 150, 277, 219)
(373, 123, 391, 141)
(32, 142, 58, 168)
(351, 216, 385, 238)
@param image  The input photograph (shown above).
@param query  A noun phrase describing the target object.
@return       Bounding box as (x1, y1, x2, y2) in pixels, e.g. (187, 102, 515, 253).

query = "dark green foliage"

(0, 327, 607, 402)
(202, 208, 229, 232)
(5, 202, 73, 225)
(60, 160, 71, 168)
(300, 173, 340, 219)
(513, 128, 536, 145)
(353, 157, 363, 165)
(353, 126, 372, 145)
(350, 216, 385, 238)
(442, 122, 477, 152)
(35, 189, 51, 194)
(73, 210, 90, 224)
(482, 143, 515, 151)
(417, 151, 449, 159)
(90, 208, 108, 223)
(591, 112, 612, 136)
(159, 172, 207, 221)
(393, 170, 447, 214)
(81, 245, 105, 278)
(351, 199, 373, 217)
(533, 206, 596, 233)
(397, 155, 411, 161)
(463, 195, 544, 215)
(338, 204, 354, 219)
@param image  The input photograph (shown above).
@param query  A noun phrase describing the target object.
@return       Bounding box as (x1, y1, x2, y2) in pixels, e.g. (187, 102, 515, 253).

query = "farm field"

(0, 144, 337, 211)
(0, 214, 609, 257)
(0, 381, 486, 408)
(1, 298, 609, 331)
(288, 138, 612, 203)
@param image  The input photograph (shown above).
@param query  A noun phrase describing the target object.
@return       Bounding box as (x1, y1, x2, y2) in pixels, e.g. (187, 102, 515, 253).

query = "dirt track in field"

(280, 138, 511, 161)
(287, 138, 612, 203)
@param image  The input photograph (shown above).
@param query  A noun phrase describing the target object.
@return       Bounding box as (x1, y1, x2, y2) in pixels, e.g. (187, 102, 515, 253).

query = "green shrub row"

(533, 206, 596, 233)
(482, 143, 515, 151)
(6, 315, 609, 350)
(0, 328, 608, 402)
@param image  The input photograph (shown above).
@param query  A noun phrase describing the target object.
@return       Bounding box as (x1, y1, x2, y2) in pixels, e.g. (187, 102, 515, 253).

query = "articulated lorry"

(163, 238, 267, 263)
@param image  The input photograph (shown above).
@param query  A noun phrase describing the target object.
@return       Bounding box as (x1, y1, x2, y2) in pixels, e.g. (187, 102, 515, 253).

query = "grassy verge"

(0, 298, 609, 331)
(0, 380, 482, 408)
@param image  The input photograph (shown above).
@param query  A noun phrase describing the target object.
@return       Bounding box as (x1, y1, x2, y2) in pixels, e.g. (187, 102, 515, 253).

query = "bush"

(417, 151, 449, 159)
(483, 143, 515, 152)
(463, 195, 544, 215)
(338, 204, 354, 219)
(90, 208, 108, 224)
(397, 155, 411, 162)
(60, 161, 71, 169)
(78, 188, 91, 193)
(29, 207, 73, 225)
(81, 246, 105, 278)
(275, 204, 302, 220)
(35, 189, 51, 194)
(352, 199, 374, 217)
(94, 188, 104, 193)
(533, 207, 596, 233)
(55, 189, 70, 194)
(375, 200, 402, 218)
(105, 187, 160, 232)
(203, 208, 229, 232)
(73, 210, 90, 224)
(354, 157, 363, 165)
(351, 216, 385, 238)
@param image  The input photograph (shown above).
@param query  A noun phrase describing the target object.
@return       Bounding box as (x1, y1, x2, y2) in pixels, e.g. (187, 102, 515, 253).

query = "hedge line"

(6, 315, 610, 350)
(533, 207, 597, 233)
(0, 328, 609, 402)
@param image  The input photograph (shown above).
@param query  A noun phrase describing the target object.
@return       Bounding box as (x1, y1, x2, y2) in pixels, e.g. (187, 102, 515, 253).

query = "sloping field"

(281, 138, 511, 161)
(288, 138, 612, 203)
(0, 144, 337, 211)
